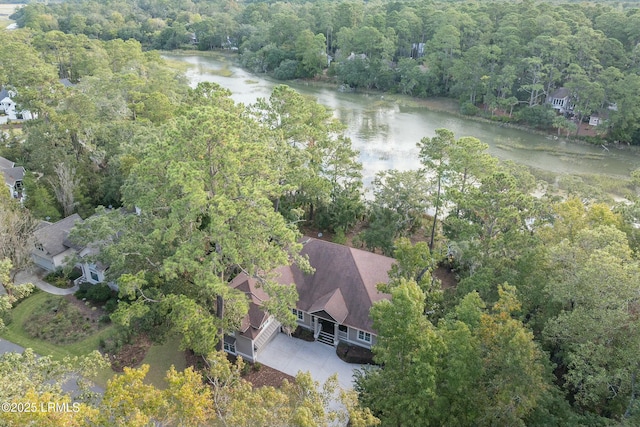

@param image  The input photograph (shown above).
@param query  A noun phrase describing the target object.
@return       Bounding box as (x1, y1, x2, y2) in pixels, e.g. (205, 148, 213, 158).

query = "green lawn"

(2, 293, 189, 389)
(1, 292, 117, 387)
(140, 335, 188, 389)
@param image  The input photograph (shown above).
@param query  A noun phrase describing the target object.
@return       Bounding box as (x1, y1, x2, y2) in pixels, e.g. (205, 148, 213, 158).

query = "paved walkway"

(0, 338, 25, 355)
(258, 333, 364, 390)
(14, 269, 78, 295)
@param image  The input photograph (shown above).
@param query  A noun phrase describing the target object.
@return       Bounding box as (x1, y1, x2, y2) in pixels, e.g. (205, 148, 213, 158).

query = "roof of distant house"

(1, 166, 24, 186)
(34, 214, 83, 256)
(0, 156, 15, 170)
(549, 87, 570, 99)
(59, 78, 74, 87)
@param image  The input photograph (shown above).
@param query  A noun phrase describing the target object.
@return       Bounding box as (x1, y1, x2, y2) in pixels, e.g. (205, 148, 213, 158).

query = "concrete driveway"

(258, 333, 364, 390)
(14, 268, 78, 295)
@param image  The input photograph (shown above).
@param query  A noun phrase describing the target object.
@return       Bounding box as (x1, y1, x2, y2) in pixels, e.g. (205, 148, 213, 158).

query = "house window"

(292, 308, 304, 321)
(223, 341, 236, 354)
(90, 271, 99, 282)
(357, 330, 372, 343)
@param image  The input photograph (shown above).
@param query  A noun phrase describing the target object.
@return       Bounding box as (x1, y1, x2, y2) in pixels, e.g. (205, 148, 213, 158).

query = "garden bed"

(107, 334, 153, 372)
(23, 295, 108, 344)
(185, 351, 295, 389)
(291, 325, 315, 342)
(336, 342, 375, 365)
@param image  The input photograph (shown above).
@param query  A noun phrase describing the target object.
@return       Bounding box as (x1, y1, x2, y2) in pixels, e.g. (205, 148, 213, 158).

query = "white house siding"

(31, 253, 55, 271)
(80, 263, 105, 284)
(52, 248, 76, 270)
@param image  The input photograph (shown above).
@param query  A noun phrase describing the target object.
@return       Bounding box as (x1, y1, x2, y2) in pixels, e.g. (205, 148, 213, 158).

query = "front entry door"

(316, 317, 335, 345)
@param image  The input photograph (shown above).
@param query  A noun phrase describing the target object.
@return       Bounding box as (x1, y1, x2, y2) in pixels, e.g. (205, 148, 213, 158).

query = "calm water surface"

(164, 53, 640, 187)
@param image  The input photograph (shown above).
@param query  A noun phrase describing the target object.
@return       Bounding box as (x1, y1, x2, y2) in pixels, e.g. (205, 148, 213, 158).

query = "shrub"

(273, 59, 300, 80)
(44, 270, 69, 288)
(74, 282, 92, 299)
(104, 298, 119, 313)
(85, 284, 113, 303)
(332, 228, 347, 245)
(460, 102, 479, 116)
(515, 105, 555, 128)
(67, 267, 82, 281)
(241, 361, 252, 376)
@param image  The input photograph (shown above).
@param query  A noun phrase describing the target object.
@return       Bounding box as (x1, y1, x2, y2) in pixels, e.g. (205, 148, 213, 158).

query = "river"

(163, 52, 640, 188)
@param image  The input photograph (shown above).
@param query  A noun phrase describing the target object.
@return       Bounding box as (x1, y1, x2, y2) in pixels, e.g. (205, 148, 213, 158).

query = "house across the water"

(225, 238, 394, 363)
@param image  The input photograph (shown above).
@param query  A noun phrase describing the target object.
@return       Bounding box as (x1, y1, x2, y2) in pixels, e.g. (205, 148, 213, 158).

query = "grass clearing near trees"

(1, 292, 117, 388)
(139, 336, 187, 389)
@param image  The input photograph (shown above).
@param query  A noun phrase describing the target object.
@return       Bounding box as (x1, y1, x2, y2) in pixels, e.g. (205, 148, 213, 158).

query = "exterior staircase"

(254, 318, 282, 351)
(317, 331, 334, 346)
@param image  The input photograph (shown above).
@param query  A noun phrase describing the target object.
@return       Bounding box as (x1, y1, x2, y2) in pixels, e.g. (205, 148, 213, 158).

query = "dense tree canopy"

(2, 2, 640, 425)
(12, 0, 640, 142)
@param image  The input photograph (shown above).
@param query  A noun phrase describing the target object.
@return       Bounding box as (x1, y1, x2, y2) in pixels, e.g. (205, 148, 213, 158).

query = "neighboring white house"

(31, 214, 108, 285)
(77, 245, 107, 285)
(0, 155, 25, 203)
(547, 87, 574, 114)
(225, 238, 394, 363)
(0, 87, 33, 124)
(32, 214, 84, 272)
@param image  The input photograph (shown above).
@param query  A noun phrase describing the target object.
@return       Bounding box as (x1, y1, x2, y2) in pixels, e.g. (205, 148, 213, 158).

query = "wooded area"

(10, 0, 640, 143)
(1, 1, 640, 426)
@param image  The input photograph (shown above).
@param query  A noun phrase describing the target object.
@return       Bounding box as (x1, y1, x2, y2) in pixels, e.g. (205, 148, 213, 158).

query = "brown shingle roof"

(228, 239, 394, 336)
(278, 238, 393, 333)
(308, 288, 348, 324)
(229, 274, 270, 339)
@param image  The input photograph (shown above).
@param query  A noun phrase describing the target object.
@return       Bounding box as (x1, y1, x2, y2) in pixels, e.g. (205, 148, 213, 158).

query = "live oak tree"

(0, 259, 34, 329)
(0, 349, 107, 427)
(362, 170, 430, 254)
(93, 352, 379, 427)
(1, 347, 377, 427)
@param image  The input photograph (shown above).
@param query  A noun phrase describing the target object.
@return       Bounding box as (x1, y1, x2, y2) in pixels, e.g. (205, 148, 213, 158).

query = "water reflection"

(164, 53, 640, 187)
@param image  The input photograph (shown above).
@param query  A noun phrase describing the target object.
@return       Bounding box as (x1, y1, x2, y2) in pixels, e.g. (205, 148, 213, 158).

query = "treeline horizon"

(9, 0, 640, 144)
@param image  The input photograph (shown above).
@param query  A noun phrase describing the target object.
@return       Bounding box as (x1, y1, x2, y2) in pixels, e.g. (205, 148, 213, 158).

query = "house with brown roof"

(225, 238, 394, 362)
